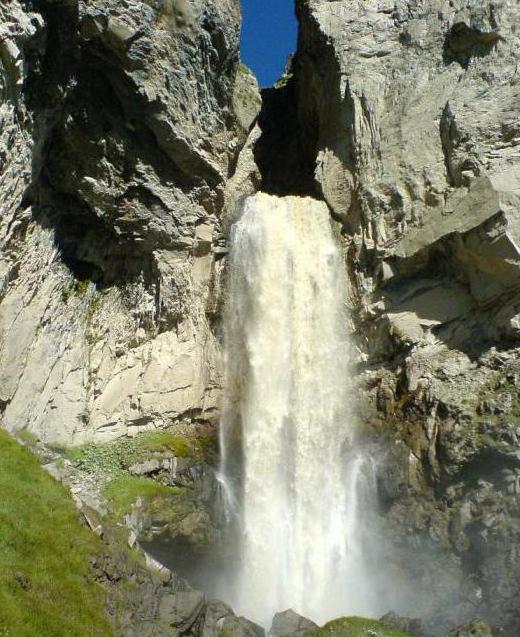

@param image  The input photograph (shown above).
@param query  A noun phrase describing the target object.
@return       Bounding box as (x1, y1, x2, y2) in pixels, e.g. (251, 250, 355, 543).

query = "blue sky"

(240, 0, 298, 88)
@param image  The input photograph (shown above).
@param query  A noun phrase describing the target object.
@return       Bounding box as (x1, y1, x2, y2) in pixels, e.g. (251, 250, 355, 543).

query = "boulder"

(158, 590, 205, 632)
(270, 609, 318, 637)
(219, 615, 265, 637)
(202, 599, 235, 637)
(128, 458, 173, 476)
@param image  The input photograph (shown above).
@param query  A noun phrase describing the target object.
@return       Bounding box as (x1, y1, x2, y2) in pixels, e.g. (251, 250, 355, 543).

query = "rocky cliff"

(1, 0, 519, 636)
(0, 0, 259, 445)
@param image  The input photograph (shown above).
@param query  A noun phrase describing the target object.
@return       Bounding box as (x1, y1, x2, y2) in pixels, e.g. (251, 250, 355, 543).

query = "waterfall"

(218, 193, 376, 627)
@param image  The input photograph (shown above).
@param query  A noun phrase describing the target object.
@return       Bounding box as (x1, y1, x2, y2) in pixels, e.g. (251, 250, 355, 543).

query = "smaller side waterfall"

(218, 193, 379, 627)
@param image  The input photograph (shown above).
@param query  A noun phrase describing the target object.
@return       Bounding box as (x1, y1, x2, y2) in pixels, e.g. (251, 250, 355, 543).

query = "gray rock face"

(270, 609, 317, 637)
(292, 0, 520, 356)
(295, 0, 519, 237)
(0, 0, 259, 445)
(249, 0, 520, 388)
(202, 600, 235, 637)
(93, 525, 250, 637)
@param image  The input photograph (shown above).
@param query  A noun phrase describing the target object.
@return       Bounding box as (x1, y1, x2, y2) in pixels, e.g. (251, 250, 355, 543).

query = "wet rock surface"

(92, 524, 259, 637)
(380, 612, 423, 637)
(270, 609, 318, 637)
(441, 620, 494, 637)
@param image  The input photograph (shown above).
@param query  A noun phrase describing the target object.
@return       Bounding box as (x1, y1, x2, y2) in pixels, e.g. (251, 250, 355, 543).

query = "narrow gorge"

(0, 0, 519, 636)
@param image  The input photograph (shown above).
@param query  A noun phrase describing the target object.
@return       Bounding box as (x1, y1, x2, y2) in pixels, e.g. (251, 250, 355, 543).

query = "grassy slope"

(0, 430, 113, 637)
(63, 430, 214, 523)
(306, 617, 413, 637)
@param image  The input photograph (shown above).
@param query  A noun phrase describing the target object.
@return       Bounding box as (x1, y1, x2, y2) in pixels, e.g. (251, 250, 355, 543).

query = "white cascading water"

(218, 193, 377, 627)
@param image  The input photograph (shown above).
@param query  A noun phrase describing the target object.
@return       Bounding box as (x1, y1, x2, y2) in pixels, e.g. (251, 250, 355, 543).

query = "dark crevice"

(253, 74, 318, 196)
(437, 447, 520, 497)
(443, 22, 504, 68)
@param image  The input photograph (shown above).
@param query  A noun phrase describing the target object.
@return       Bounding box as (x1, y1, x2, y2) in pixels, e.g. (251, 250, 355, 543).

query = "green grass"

(136, 431, 192, 458)
(0, 430, 113, 637)
(61, 279, 90, 303)
(61, 430, 209, 524)
(15, 429, 39, 448)
(103, 474, 180, 521)
(306, 617, 413, 637)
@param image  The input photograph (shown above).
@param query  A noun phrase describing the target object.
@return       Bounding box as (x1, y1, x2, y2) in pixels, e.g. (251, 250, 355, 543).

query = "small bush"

(61, 279, 90, 303)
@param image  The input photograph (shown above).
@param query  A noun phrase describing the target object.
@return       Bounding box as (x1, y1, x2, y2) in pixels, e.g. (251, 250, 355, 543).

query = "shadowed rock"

(447, 22, 504, 54)
(442, 619, 494, 637)
(270, 609, 318, 637)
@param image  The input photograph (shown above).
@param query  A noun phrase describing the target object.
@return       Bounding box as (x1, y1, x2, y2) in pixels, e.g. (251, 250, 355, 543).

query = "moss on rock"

(305, 617, 414, 637)
(64, 429, 211, 476)
(102, 475, 179, 521)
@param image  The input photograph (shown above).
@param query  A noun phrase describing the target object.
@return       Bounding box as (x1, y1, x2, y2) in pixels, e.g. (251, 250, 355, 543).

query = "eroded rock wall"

(0, 0, 259, 445)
